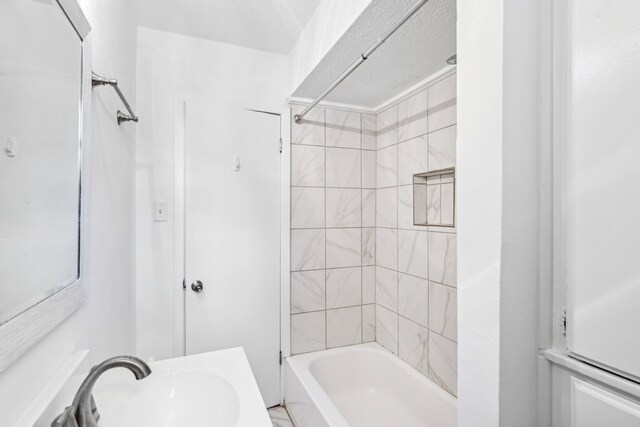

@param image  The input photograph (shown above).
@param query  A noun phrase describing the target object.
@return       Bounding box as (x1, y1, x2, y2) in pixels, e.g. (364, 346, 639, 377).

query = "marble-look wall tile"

(398, 317, 429, 376)
(327, 306, 362, 348)
(291, 311, 326, 354)
(428, 75, 456, 133)
(376, 186, 398, 228)
(362, 227, 376, 266)
(362, 114, 377, 150)
(376, 305, 398, 354)
(428, 232, 457, 286)
(441, 183, 454, 225)
(398, 229, 428, 279)
(362, 304, 376, 342)
(291, 270, 325, 314)
(326, 228, 361, 268)
(326, 147, 361, 188)
(371, 77, 456, 396)
(376, 227, 397, 270)
(362, 189, 376, 227)
(326, 109, 361, 149)
(291, 229, 325, 271)
(428, 125, 456, 171)
(426, 184, 441, 224)
(375, 266, 398, 311)
(398, 135, 428, 186)
(398, 273, 429, 327)
(292, 106, 325, 146)
(326, 267, 361, 309)
(326, 188, 361, 228)
(377, 106, 397, 150)
(398, 185, 421, 230)
(291, 187, 325, 229)
(429, 282, 457, 341)
(377, 144, 397, 188)
(428, 333, 457, 396)
(289, 106, 386, 356)
(362, 150, 376, 189)
(292, 145, 325, 187)
(362, 266, 375, 304)
(398, 89, 429, 143)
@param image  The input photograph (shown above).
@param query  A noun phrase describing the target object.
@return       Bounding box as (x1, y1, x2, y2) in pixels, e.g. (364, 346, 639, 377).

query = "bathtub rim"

(284, 342, 457, 426)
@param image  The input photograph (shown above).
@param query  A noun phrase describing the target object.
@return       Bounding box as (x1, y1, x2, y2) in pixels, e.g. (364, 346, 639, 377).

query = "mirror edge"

(0, 0, 91, 373)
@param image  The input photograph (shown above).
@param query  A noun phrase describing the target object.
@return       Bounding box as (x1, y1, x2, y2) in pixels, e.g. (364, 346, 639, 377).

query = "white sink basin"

(102, 372, 239, 426)
(90, 347, 270, 427)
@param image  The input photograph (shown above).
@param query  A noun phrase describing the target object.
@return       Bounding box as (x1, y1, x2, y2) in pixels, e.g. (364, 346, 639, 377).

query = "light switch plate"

(153, 201, 169, 222)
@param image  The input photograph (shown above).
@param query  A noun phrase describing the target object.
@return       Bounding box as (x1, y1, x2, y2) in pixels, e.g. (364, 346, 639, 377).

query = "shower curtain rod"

(293, 0, 430, 123)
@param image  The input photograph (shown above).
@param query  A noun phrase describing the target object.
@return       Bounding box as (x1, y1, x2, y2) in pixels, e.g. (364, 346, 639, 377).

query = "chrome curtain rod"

(294, 0, 430, 123)
(92, 72, 139, 125)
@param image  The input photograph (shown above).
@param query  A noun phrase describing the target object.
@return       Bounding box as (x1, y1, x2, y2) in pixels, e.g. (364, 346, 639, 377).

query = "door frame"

(172, 98, 291, 404)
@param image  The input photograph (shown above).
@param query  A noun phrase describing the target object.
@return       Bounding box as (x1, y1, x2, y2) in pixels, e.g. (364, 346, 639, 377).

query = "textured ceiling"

(292, 0, 456, 108)
(134, 0, 322, 54)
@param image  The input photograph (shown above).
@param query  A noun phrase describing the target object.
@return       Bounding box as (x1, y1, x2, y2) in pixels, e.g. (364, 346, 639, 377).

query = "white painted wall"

(287, 0, 371, 94)
(0, 0, 138, 424)
(135, 28, 289, 361)
(457, 0, 540, 425)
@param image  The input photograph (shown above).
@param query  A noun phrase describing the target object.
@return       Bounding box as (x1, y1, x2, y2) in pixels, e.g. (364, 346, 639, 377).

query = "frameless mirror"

(0, 0, 83, 325)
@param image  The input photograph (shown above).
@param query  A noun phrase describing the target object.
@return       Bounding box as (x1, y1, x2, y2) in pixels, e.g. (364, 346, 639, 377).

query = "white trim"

(172, 99, 187, 357)
(0, 1, 91, 372)
(279, 106, 292, 404)
(542, 350, 640, 401)
(373, 65, 456, 112)
(552, 0, 571, 353)
(0, 282, 86, 372)
(288, 98, 377, 115)
(288, 65, 457, 115)
(537, 0, 555, 425)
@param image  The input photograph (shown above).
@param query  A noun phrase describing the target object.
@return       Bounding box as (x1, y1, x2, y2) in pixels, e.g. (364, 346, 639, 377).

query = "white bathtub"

(284, 342, 456, 427)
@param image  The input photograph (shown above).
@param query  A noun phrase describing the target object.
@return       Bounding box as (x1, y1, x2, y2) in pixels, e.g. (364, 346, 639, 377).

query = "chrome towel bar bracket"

(91, 72, 139, 125)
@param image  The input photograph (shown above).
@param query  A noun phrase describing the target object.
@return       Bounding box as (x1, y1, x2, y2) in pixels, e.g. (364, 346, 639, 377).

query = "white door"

(551, 0, 640, 425)
(184, 100, 281, 407)
(562, 0, 640, 382)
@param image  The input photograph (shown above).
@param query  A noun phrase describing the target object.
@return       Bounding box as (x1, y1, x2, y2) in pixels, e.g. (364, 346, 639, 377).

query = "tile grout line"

(425, 90, 432, 376)
(360, 112, 364, 344)
(323, 109, 327, 351)
(373, 121, 457, 151)
(396, 104, 400, 356)
(291, 226, 455, 234)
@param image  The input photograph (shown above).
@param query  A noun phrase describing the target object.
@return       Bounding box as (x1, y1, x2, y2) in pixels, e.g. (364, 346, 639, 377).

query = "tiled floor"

(268, 406, 294, 427)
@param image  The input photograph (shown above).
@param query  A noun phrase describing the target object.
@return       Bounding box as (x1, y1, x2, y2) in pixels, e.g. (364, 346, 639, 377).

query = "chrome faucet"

(52, 356, 151, 427)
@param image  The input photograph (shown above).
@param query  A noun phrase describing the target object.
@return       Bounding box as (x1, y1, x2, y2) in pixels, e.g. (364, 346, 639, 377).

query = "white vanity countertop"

(90, 347, 271, 427)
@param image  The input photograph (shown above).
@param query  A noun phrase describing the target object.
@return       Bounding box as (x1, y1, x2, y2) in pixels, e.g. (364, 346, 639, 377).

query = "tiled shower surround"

(289, 72, 457, 396)
(290, 105, 378, 353)
(375, 74, 458, 396)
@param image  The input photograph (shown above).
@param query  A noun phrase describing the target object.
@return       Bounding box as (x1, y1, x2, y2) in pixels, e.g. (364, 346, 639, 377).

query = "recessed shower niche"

(413, 168, 456, 227)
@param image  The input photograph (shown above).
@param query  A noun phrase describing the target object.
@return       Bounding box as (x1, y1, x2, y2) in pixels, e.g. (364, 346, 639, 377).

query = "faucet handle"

(51, 405, 79, 427)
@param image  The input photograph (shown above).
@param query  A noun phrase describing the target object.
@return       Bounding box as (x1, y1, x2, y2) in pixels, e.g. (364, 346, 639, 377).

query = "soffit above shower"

(133, 0, 322, 55)
(291, 0, 456, 109)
